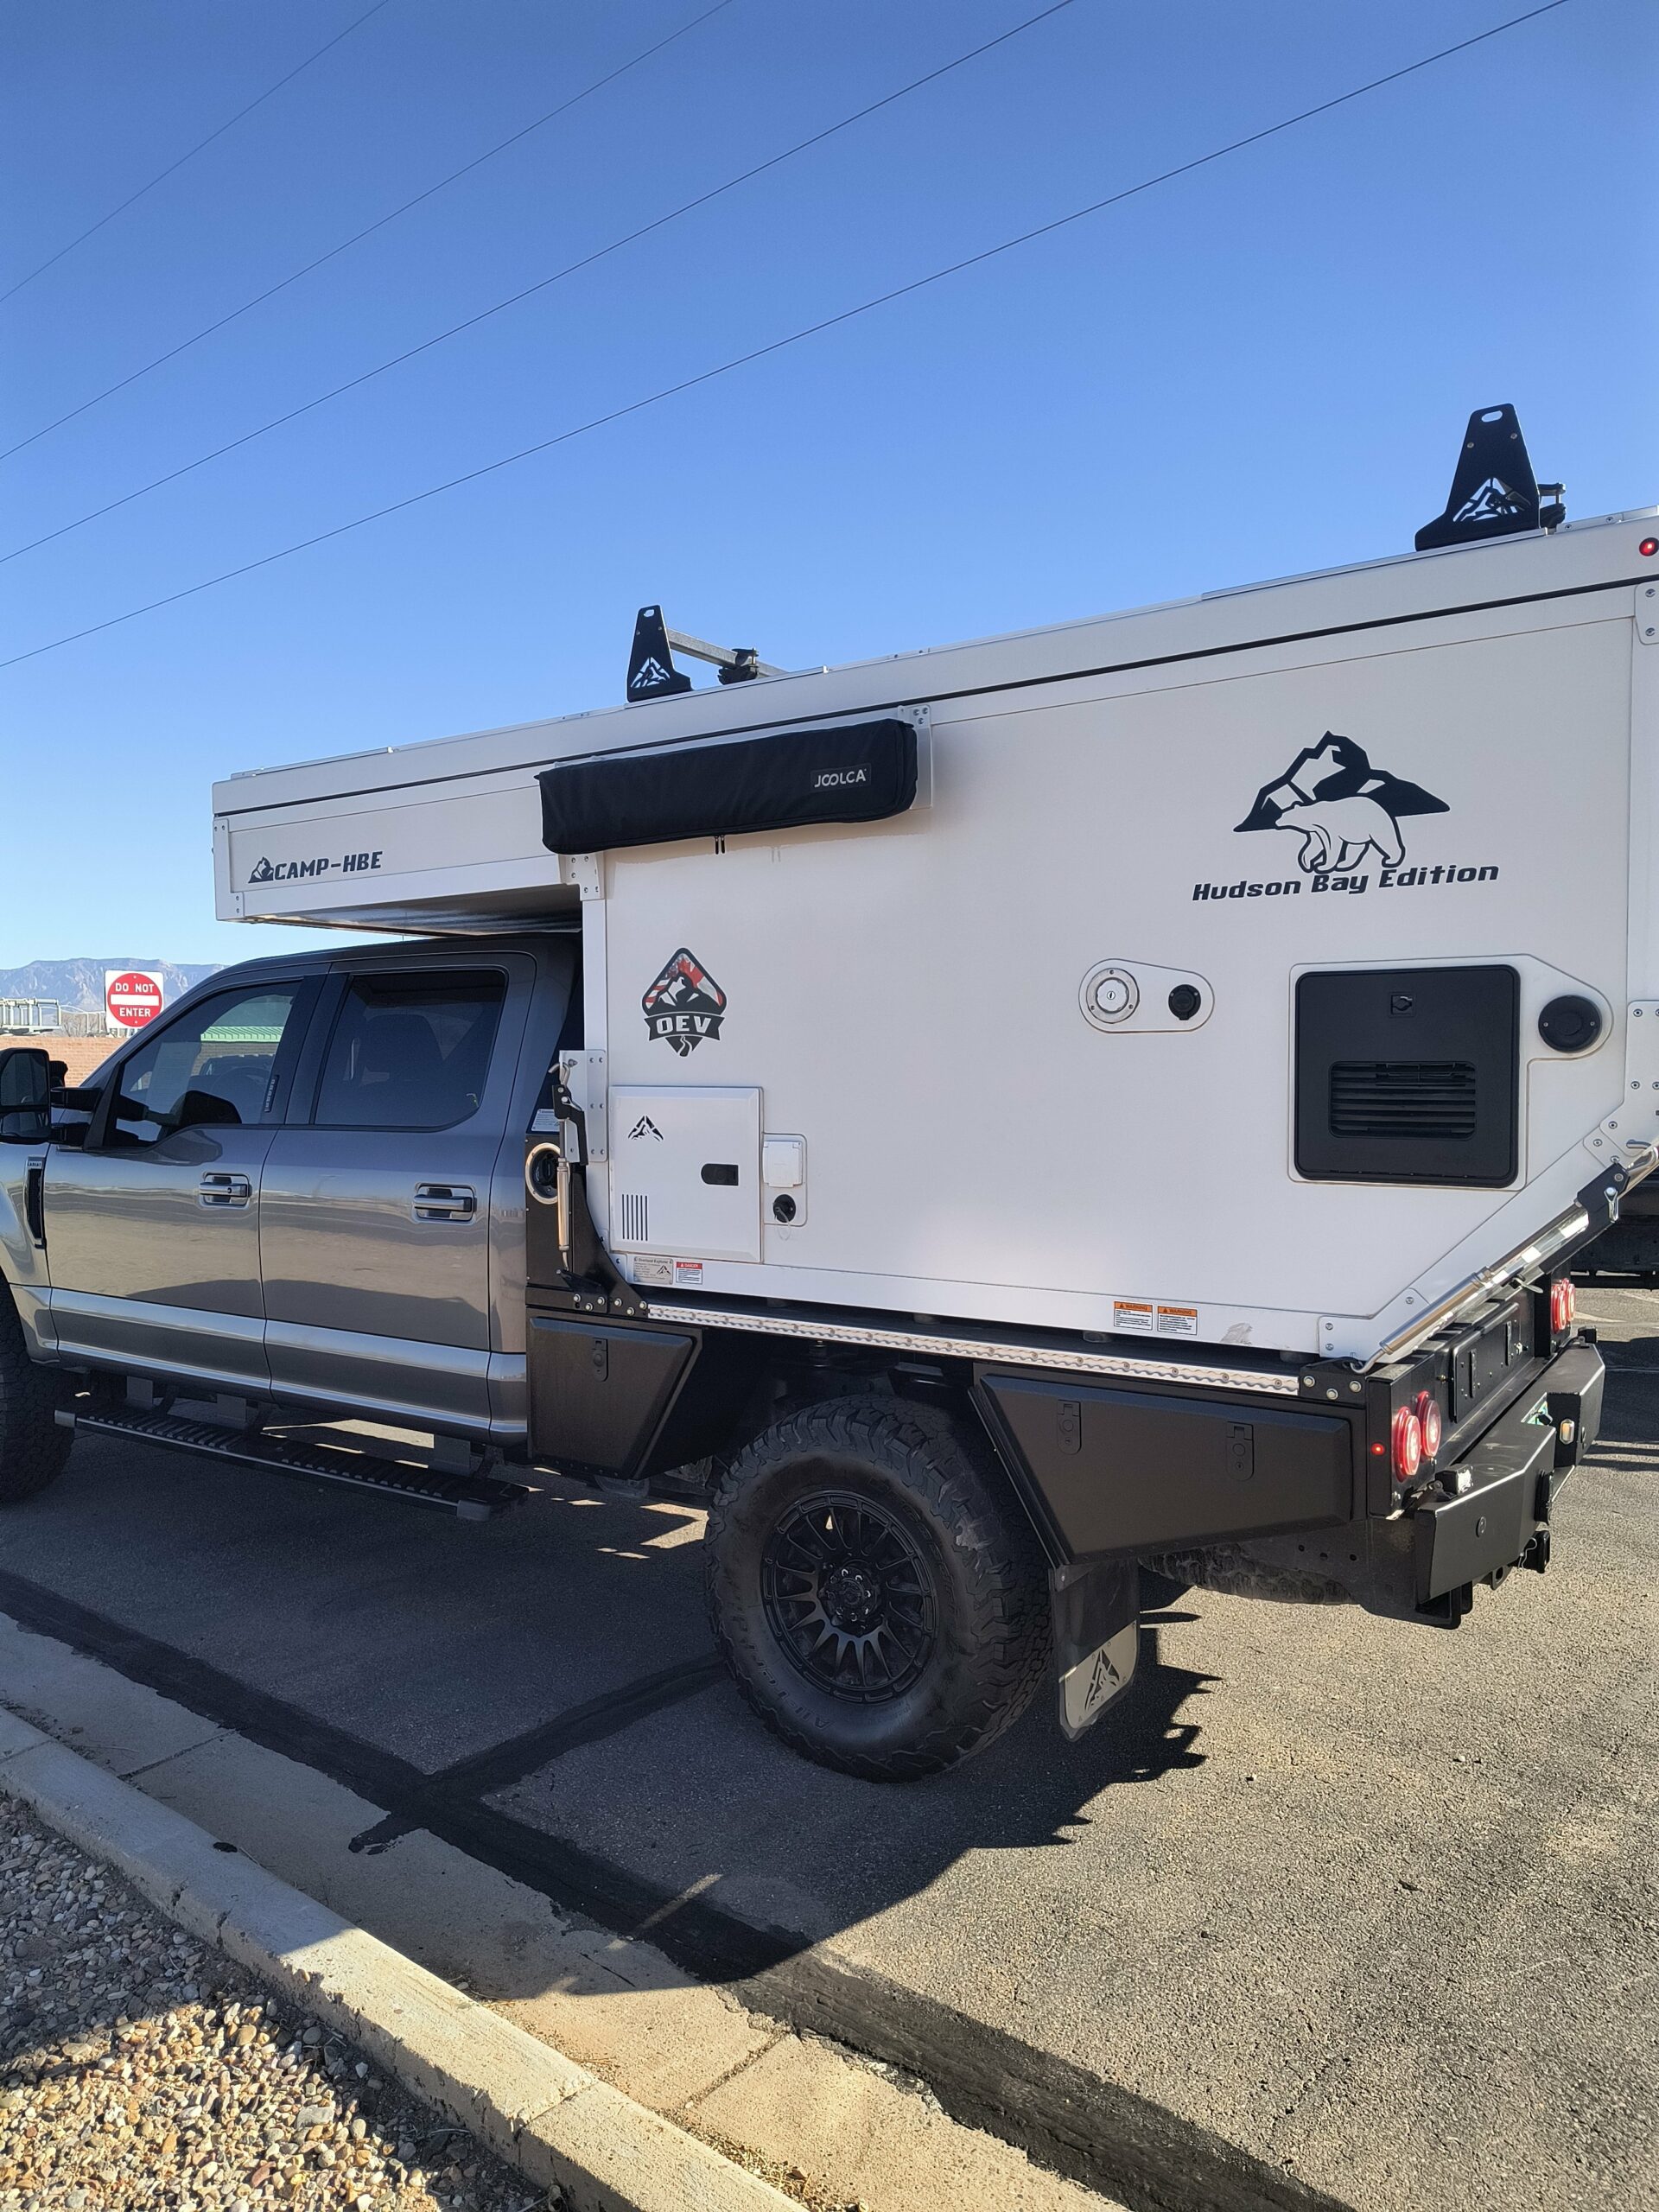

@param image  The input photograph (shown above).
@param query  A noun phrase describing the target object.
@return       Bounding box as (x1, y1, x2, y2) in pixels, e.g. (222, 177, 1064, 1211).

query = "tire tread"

(0, 1283, 71, 1503)
(706, 1394, 1049, 1780)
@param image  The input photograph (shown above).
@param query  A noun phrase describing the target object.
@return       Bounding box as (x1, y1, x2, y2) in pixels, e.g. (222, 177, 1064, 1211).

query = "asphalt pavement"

(0, 1300, 1654, 2212)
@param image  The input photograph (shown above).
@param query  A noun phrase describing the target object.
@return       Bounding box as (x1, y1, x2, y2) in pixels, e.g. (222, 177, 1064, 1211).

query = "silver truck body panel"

(10, 939, 573, 1438)
(42, 1127, 277, 1389)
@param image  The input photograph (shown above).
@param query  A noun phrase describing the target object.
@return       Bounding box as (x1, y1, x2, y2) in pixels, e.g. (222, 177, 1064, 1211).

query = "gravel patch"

(0, 1793, 556, 2212)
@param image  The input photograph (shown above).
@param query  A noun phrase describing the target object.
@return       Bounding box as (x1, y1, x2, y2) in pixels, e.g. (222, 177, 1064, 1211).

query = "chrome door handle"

(414, 1183, 476, 1222)
(199, 1173, 251, 1209)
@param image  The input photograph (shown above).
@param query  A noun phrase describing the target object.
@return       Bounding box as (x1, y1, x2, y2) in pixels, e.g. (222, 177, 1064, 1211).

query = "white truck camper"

(3, 407, 1654, 1777)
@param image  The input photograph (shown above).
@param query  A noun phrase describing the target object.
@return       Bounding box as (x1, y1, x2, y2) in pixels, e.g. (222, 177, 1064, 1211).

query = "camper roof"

(213, 508, 1656, 935)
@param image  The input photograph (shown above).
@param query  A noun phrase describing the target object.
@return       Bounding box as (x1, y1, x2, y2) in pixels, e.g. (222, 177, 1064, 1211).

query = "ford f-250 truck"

(0, 410, 1647, 1778)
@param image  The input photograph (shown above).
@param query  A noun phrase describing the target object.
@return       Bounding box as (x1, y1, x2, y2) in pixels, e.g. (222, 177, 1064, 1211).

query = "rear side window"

(314, 971, 505, 1129)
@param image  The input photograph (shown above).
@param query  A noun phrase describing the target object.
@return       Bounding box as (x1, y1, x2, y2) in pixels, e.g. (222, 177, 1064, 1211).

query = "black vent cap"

(1538, 995, 1604, 1055)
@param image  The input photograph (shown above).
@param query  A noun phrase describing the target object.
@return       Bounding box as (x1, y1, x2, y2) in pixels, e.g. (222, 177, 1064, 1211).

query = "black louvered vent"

(615, 1192, 650, 1243)
(1329, 1060, 1478, 1141)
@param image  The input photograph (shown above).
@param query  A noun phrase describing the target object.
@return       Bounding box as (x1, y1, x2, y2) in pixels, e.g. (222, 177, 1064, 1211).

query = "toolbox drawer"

(976, 1373, 1353, 1559)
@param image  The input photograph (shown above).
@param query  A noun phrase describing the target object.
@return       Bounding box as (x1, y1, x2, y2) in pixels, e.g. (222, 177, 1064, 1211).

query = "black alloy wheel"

(760, 1489, 939, 1702)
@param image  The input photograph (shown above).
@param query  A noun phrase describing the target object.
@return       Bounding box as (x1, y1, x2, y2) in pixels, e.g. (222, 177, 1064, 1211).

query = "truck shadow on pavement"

(0, 1445, 1220, 1973)
(0, 1446, 1328, 2212)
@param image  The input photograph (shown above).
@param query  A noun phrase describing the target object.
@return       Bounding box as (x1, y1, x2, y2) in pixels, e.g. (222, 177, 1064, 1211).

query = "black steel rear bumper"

(1410, 1340, 1604, 1612)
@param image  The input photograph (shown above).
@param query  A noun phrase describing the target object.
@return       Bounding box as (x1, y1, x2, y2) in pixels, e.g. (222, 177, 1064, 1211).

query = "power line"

(0, 0, 740, 462)
(0, 0, 396, 308)
(0, 0, 1573, 677)
(0, 0, 1080, 568)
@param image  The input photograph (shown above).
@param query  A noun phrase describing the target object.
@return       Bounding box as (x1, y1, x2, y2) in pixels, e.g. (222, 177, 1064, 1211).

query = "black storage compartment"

(976, 1374, 1352, 1559)
(538, 716, 917, 854)
(527, 1314, 695, 1480)
(1295, 964, 1518, 1185)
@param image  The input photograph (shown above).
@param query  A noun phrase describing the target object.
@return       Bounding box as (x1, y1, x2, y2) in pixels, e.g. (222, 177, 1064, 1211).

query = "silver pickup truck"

(0, 925, 1606, 1783)
(5, 425, 1640, 1779)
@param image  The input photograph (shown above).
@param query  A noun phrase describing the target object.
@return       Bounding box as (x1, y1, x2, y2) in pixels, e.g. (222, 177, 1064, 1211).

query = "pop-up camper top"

(4, 409, 1650, 1777)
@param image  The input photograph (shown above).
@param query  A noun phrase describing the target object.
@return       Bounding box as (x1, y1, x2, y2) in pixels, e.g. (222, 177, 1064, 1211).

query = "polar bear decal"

(1235, 734, 1447, 874)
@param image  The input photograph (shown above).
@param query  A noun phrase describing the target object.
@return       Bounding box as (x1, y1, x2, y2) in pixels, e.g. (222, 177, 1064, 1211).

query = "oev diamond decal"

(642, 947, 727, 1057)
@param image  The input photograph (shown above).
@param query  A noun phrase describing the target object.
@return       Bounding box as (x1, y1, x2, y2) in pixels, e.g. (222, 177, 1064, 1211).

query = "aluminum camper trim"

(639, 1298, 1303, 1396)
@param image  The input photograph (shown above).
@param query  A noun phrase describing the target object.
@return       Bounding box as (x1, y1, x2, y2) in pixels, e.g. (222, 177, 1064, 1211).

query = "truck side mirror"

(0, 1046, 52, 1142)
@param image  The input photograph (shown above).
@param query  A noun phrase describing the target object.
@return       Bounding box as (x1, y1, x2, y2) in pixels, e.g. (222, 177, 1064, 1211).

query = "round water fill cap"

(1167, 984, 1203, 1021)
(1089, 969, 1138, 1021)
(1537, 995, 1603, 1053)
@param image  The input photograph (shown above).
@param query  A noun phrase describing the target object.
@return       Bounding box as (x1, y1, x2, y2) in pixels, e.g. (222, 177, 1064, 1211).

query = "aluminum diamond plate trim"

(640, 1301, 1302, 1395)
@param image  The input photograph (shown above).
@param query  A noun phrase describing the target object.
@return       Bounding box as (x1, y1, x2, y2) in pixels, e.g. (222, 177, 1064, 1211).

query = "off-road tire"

(0, 1284, 71, 1503)
(705, 1395, 1049, 1780)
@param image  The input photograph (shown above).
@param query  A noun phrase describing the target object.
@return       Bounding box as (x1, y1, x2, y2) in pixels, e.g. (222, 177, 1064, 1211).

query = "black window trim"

(299, 964, 512, 1134)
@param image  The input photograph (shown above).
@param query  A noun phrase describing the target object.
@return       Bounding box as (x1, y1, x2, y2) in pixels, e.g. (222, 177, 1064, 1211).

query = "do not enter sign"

(105, 969, 165, 1031)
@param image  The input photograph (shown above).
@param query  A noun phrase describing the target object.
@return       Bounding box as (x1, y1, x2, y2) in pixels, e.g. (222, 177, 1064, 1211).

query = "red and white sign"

(105, 969, 165, 1032)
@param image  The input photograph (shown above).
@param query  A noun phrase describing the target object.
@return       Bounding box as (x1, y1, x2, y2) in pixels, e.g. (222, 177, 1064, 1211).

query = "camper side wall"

(595, 591, 1637, 1362)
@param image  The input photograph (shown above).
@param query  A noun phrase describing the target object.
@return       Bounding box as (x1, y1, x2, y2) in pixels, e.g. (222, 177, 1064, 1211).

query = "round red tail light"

(1391, 1405, 1424, 1483)
(1414, 1391, 1444, 1462)
(1550, 1277, 1576, 1335)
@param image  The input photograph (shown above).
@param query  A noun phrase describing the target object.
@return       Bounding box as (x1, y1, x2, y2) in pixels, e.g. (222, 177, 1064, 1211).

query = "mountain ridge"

(0, 959, 221, 1013)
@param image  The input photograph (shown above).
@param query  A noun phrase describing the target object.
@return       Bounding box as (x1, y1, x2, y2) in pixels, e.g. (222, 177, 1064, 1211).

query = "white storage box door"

(608, 1086, 761, 1262)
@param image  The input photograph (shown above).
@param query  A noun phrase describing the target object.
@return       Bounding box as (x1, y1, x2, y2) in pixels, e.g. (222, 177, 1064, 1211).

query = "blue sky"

(1, 0, 1654, 967)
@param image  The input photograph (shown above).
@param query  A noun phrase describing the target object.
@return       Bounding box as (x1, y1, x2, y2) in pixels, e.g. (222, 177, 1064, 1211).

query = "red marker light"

(1414, 1391, 1443, 1462)
(1391, 1405, 1424, 1483)
(1640, 537, 1659, 557)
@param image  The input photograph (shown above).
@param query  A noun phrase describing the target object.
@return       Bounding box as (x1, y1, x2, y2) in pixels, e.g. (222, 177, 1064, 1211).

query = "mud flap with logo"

(1051, 1557, 1139, 1740)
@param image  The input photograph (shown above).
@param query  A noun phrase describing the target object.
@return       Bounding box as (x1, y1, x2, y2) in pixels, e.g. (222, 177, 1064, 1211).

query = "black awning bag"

(537, 716, 916, 855)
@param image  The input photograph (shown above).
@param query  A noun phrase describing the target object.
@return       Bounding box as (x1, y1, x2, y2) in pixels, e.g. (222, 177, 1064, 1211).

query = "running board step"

(56, 1406, 532, 1520)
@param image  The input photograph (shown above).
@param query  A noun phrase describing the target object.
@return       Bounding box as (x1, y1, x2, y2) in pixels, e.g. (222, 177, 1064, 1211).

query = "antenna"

(1414, 404, 1564, 551)
(626, 606, 785, 703)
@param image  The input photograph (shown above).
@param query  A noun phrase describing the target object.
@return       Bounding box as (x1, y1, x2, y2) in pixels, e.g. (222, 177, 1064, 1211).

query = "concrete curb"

(0, 1709, 792, 2212)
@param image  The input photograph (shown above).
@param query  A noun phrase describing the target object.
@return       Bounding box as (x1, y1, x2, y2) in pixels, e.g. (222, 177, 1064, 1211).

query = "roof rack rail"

(626, 604, 785, 702)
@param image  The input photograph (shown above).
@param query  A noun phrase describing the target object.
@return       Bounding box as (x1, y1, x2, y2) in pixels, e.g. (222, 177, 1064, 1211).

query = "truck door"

(41, 978, 315, 1391)
(257, 958, 529, 1429)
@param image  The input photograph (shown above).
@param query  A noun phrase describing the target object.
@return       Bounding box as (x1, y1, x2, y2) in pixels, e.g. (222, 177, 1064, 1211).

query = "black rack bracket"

(626, 606, 783, 702)
(1415, 404, 1562, 551)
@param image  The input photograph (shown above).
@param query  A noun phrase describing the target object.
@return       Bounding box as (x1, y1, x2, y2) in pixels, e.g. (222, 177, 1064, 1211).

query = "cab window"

(312, 972, 505, 1130)
(108, 986, 302, 1146)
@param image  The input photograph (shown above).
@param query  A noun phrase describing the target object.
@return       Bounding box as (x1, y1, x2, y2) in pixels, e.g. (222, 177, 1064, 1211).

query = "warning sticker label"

(1113, 1300, 1154, 1333)
(1156, 1305, 1198, 1337)
(673, 1259, 705, 1288)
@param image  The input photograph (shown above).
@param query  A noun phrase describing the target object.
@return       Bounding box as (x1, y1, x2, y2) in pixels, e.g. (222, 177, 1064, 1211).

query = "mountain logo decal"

(1083, 1646, 1123, 1715)
(1235, 733, 1448, 874)
(1451, 476, 1526, 525)
(643, 947, 727, 1056)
